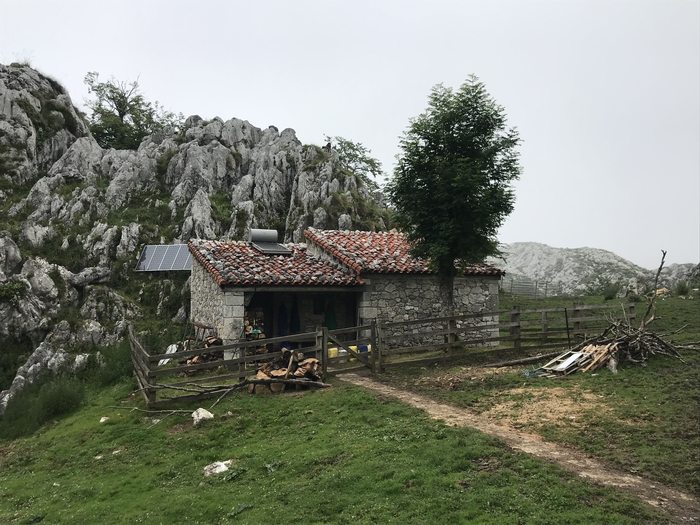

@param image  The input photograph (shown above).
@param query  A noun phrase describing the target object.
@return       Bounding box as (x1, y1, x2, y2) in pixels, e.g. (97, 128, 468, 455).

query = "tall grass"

(0, 341, 134, 439)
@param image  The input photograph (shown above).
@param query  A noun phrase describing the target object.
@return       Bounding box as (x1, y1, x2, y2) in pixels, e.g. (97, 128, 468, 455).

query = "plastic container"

(358, 344, 369, 361)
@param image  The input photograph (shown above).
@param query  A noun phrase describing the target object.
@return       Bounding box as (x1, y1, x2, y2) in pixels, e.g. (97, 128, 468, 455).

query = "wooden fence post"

(147, 357, 156, 407)
(572, 302, 583, 338)
(320, 327, 328, 379)
(541, 311, 548, 343)
(510, 306, 521, 350)
(376, 323, 385, 373)
(370, 319, 377, 375)
(627, 302, 636, 328)
(447, 318, 457, 357)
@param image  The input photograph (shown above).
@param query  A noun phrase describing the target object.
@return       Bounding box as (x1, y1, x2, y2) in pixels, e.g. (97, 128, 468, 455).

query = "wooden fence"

(129, 302, 635, 407)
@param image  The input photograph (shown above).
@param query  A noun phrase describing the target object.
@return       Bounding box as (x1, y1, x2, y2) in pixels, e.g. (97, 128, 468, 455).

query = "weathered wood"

(370, 319, 378, 374)
(541, 311, 548, 343)
(484, 351, 562, 368)
(329, 325, 372, 336)
(149, 346, 321, 377)
(167, 370, 258, 387)
(147, 331, 320, 362)
(328, 333, 373, 373)
(382, 341, 457, 356)
(381, 310, 513, 328)
(376, 323, 385, 373)
(510, 306, 521, 350)
(447, 318, 457, 357)
(321, 327, 329, 379)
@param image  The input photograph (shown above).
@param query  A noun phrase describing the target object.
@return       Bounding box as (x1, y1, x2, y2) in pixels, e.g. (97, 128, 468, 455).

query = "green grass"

(378, 295, 700, 495)
(0, 379, 667, 524)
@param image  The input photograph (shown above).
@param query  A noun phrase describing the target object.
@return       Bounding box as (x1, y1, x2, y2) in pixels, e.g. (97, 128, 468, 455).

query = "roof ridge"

(188, 241, 226, 286)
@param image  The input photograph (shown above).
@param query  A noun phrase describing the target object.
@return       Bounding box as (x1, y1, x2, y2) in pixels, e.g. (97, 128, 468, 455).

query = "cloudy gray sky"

(2, 0, 698, 269)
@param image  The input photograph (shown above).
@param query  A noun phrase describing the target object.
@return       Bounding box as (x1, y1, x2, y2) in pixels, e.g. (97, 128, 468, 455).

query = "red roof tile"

(188, 240, 364, 287)
(304, 228, 505, 276)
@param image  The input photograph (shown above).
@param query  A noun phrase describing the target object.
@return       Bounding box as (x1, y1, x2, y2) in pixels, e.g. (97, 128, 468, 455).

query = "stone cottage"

(188, 228, 504, 344)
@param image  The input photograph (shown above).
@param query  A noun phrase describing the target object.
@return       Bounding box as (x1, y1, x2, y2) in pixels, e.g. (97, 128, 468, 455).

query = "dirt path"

(337, 373, 700, 523)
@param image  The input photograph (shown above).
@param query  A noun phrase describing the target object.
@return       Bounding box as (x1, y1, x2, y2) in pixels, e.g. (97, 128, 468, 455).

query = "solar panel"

(135, 245, 192, 271)
(251, 241, 292, 255)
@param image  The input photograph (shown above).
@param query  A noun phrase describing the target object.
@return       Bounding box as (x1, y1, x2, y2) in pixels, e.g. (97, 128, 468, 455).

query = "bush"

(0, 335, 34, 391)
(0, 373, 85, 439)
(602, 281, 621, 301)
(675, 280, 689, 296)
(91, 341, 133, 387)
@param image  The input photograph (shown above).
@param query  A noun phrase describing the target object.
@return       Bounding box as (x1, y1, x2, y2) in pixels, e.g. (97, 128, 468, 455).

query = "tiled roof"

(304, 228, 505, 276)
(188, 239, 363, 287)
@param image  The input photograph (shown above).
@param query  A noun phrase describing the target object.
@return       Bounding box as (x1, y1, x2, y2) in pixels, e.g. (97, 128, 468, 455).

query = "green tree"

(325, 135, 384, 190)
(386, 76, 521, 306)
(84, 72, 183, 150)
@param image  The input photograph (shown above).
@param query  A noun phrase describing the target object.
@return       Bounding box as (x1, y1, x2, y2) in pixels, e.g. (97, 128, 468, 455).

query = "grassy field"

(0, 293, 695, 523)
(377, 294, 700, 495)
(0, 375, 669, 524)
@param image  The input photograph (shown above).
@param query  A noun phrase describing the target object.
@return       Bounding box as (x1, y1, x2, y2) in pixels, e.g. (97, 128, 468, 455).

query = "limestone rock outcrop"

(0, 63, 89, 185)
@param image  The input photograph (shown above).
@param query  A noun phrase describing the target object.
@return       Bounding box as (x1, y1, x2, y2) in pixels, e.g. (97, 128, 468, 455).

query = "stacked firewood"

(180, 336, 223, 374)
(249, 348, 322, 394)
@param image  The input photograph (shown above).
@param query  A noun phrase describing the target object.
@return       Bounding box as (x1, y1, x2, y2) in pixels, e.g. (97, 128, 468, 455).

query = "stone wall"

(358, 274, 500, 346)
(190, 260, 244, 343)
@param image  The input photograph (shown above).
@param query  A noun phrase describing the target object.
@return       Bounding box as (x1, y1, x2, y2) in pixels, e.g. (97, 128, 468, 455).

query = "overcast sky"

(2, 0, 698, 269)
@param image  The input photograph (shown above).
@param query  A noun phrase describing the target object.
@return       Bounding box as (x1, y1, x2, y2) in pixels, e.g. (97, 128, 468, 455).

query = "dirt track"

(337, 373, 700, 524)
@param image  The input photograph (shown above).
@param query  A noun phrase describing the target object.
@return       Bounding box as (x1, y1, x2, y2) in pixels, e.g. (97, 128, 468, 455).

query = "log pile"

(179, 336, 223, 374)
(249, 348, 322, 394)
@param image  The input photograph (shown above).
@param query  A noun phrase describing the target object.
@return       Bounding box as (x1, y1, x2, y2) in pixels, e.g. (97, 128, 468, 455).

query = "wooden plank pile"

(539, 343, 619, 377)
(249, 348, 322, 394)
(536, 318, 687, 378)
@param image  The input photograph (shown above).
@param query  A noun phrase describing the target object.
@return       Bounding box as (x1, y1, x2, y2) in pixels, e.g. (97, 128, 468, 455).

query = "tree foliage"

(325, 135, 383, 190)
(387, 76, 521, 285)
(84, 72, 183, 150)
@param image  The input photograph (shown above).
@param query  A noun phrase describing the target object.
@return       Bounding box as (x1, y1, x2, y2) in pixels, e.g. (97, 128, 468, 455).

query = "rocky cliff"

(489, 242, 697, 295)
(0, 63, 389, 400)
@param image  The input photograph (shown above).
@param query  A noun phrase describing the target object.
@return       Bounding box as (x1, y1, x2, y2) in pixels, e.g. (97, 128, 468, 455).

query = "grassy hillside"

(0, 377, 667, 524)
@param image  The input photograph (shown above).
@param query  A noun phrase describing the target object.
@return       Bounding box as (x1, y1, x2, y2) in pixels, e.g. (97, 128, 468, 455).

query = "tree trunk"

(438, 265, 456, 316)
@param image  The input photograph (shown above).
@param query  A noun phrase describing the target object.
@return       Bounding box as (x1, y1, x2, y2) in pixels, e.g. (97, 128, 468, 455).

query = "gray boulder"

(180, 188, 217, 240)
(0, 232, 21, 281)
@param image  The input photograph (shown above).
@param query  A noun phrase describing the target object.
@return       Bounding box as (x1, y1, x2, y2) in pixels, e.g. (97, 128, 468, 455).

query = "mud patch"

(166, 422, 192, 435)
(485, 387, 604, 429)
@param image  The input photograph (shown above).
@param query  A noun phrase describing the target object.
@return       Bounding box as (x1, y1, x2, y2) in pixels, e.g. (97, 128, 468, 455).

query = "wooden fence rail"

(129, 302, 635, 407)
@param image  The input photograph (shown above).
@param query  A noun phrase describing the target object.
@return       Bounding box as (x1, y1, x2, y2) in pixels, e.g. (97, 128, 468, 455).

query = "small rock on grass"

(203, 460, 232, 476)
(192, 408, 214, 425)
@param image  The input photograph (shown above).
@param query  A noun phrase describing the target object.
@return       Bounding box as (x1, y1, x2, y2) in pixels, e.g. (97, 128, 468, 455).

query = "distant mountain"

(487, 242, 697, 296)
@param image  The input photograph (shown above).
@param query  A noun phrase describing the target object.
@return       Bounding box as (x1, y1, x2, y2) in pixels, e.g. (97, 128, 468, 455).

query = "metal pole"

(564, 307, 571, 349)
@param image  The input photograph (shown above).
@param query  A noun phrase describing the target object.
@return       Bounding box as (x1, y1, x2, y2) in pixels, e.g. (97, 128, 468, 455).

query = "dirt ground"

(338, 372, 700, 524)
